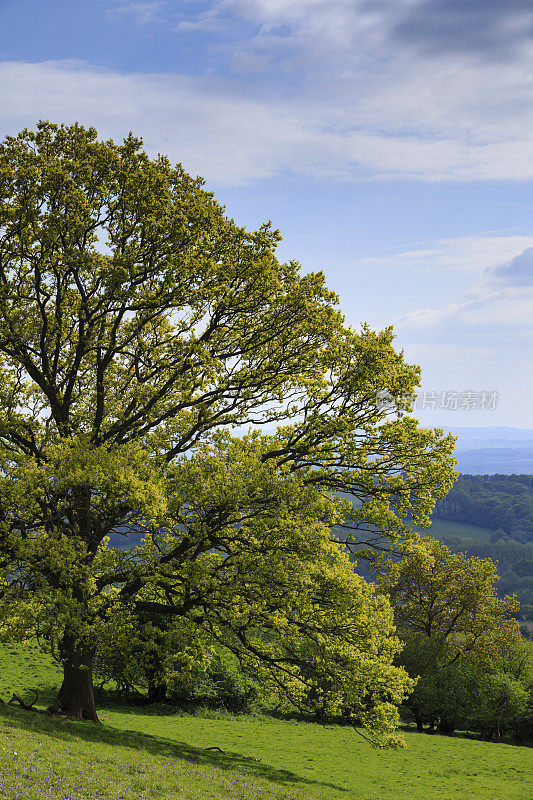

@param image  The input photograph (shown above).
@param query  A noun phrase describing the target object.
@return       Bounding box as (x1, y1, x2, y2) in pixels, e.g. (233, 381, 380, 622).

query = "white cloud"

(489, 247, 533, 286)
(174, 3, 226, 34)
(0, 60, 318, 185)
(171, 1, 533, 182)
(360, 235, 533, 275)
(395, 241, 533, 347)
(390, 239, 533, 425)
(398, 287, 533, 338)
(3, 56, 533, 185)
(219, 0, 532, 64)
(3, 3, 533, 184)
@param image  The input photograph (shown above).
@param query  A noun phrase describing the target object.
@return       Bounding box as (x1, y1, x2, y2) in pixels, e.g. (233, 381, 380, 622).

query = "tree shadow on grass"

(0, 704, 347, 794)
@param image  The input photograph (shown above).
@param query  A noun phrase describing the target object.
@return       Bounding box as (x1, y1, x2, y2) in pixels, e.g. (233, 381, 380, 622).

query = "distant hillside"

(433, 473, 533, 536)
(412, 517, 492, 542)
(430, 473, 533, 616)
(445, 426, 533, 446)
(443, 427, 533, 474)
(453, 448, 533, 474)
(340, 473, 533, 618)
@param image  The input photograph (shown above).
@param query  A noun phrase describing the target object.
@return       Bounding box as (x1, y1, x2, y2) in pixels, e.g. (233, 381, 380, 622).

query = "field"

(0, 643, 532, 800)
(411, 517, 493, 542)
(0, 642, 61, 705)
(336, 492, 494, 542)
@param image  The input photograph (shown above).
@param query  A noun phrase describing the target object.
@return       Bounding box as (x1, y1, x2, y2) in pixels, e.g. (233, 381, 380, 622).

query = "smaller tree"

(378, 538, 520, 734)
(415, 652, 485, 735)
(483, 636, 533, 743)
(490, 528, 509, 544)
(475, 671, 530, 742)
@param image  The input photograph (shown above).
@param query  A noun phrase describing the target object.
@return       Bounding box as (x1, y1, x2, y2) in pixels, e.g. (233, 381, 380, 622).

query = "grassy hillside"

(1, 698, 531, 800)
(336, 491, 493, 541)
(412, 518, 493, 541)
(0, 642, 61, 705)
(0, 643, 531, 800)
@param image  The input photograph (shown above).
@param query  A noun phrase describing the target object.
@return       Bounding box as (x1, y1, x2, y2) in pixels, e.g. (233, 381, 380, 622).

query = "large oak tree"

(0, 122, 455, 745)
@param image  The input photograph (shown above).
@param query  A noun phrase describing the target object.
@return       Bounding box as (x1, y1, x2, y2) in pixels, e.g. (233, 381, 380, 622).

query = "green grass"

(0, 703, 531, 800)
(0, 642, 531, 800)
(0, 705, 304, 800)
(106, 709, 533, 800)
(0, 642, 61, 706)
(412, 518, 494, 542)
(335, 492, 494, 542)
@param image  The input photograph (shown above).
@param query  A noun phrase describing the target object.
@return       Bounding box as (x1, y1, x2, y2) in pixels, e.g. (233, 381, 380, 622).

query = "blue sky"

(1, 0, 532, 427)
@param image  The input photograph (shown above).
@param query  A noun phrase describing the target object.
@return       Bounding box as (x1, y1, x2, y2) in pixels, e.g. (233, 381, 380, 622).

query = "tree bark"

(414, 711, 424, 732)
(53, 636, 100, 722)
(147, 681, 168, 704)
(438, 718, 456, 736)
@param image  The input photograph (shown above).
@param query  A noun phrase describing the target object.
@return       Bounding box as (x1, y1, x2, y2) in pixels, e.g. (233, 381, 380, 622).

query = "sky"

(0, 0, 532, 428)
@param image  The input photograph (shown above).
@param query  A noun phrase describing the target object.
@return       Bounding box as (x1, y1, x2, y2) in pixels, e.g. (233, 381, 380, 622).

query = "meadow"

(411, 517, 493, 541)
(335, 492, 494, 542)
(0, 643, 531, 800)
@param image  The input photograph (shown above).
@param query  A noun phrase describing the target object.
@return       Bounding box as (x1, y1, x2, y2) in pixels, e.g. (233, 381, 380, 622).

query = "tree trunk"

(514, 722, 526, 745)
(438, 718, 456, 736)
(147, 681, 168, 704)
(414, 712, 424, 732)
(54, 636, 100, 722)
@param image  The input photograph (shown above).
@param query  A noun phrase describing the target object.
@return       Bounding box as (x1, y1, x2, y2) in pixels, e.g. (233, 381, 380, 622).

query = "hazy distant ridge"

(442, 427, 533, 474)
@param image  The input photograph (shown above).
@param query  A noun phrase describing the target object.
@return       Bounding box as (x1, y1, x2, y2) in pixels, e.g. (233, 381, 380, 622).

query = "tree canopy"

(380, 537, 518, 654)
(0, 122, 456, 745)
(379, 537, 521, 734)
